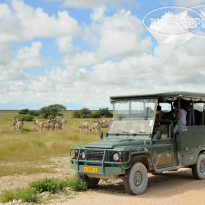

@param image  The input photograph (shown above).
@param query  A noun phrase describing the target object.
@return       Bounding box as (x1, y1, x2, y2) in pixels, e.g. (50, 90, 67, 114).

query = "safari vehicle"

(70, 92, 205, 195)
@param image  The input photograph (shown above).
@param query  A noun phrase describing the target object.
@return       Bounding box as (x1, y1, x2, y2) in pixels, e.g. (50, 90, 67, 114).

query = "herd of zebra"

(10, 118, 67, 132)
(10, 118, 110, 133)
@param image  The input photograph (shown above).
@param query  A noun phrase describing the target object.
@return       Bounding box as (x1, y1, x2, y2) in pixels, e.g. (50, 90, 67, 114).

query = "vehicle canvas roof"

(110, 91, 205, 103)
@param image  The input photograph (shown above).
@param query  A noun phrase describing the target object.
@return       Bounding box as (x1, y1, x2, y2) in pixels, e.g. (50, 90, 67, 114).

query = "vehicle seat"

(153, 124, 168, 139)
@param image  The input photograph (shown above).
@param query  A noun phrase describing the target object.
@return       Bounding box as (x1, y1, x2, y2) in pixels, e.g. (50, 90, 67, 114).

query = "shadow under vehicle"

(70, 92, 205, 195)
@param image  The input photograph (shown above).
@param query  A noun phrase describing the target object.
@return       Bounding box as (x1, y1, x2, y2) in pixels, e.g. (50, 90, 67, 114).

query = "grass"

(0, 110, 110, 202)
(0, 122, 100, 163)
(0, 165, 51, 177)
(0, 187, 39, 203)
(0, 111, 109, 177)
(0, 177, 87, 203)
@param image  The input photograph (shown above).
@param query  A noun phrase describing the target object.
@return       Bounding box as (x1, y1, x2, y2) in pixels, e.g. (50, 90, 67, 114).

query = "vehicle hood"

(84, 137, 149, 149)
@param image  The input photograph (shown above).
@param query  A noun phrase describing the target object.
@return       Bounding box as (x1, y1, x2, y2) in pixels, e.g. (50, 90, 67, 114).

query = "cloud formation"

(1, 0, 205, 110)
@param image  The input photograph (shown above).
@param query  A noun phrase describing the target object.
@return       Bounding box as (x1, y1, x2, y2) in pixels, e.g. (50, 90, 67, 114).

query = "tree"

(92, 108, 113, 118)
(39, 104, 66, 119)
(73, 111, 81, 118)
(79, 108, 92, 118)
(15, 114, 34, 121)
(19, 109, 29, 114)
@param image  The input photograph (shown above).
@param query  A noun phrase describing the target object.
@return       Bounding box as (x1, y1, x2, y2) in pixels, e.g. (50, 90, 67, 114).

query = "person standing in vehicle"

(174, 101, 188, 133)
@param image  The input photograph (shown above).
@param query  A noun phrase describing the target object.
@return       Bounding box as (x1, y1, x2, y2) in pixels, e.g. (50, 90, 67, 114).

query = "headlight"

(113, 153, 120, 161)
(81, 151, 86, 159)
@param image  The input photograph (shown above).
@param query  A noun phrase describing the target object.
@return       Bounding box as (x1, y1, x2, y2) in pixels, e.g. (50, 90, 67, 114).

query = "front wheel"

(192, 153, 205, 179)
(124, 162, 148, 195)
(77, 173, 100, 188)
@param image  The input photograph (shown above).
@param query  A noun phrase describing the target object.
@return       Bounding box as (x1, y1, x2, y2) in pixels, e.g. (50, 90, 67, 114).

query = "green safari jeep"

(70, 92, 205, 195)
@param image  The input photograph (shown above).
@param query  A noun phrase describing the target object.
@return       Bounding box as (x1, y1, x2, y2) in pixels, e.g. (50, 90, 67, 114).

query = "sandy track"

(63, 168, 205, 205)
(1, 157, 205, 205)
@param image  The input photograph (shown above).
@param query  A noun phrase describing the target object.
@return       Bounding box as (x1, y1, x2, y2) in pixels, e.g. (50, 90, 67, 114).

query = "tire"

(124, 162, 148, 195)
(192, 153, 205, 180)
(77, 173, 100, 188)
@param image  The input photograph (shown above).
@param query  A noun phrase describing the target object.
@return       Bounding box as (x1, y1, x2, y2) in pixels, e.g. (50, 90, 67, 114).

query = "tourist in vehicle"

(174, 101, 190, 133)
(154, 105, 162, 127)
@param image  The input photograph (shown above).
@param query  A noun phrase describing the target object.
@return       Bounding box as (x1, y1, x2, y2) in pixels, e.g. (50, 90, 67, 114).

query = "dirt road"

(1, 157, 205, 205)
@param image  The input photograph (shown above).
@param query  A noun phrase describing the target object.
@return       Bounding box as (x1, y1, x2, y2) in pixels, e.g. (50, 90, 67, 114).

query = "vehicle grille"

(81, 150, 104, 161)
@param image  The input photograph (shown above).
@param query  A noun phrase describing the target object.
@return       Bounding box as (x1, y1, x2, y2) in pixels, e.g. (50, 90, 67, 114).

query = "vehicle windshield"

(108, 120, 154, 135)
(114, 99, 156, 120)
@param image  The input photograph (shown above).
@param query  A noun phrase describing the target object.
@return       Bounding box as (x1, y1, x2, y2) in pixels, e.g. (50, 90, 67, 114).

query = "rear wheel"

(77, 173, 100, 188)
(192, 153, 205, 179)
(124, 162, 148, 195)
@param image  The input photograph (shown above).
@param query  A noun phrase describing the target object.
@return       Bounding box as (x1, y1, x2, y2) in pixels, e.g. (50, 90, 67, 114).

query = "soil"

(1, 157, 205, 205)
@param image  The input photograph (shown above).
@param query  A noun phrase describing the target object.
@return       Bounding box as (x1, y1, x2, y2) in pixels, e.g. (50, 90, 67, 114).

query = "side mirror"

(100, 130, 103, 140)
(156, 131, 162, 139)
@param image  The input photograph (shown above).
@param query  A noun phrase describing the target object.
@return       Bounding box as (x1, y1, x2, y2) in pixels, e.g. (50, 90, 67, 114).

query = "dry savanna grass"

(0, 112, 109, 177)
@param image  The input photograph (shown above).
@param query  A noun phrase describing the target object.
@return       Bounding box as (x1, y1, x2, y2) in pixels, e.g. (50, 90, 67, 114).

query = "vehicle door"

(151, 122, 177, 169)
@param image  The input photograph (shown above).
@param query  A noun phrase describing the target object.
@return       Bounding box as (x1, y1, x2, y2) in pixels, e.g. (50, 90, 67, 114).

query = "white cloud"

(0, 0, 80, 43)
(90, 5, 106, 21)
(63, 0, 138, 9)
(0, 67, 25, 81)
(63, 52, 100, 67)
(174, 0, 205, 7)
(98, 10, 152, 58)
(10, 42, 47, 69)
(2, 1, 205, 110)
(56, 36, 75, 54)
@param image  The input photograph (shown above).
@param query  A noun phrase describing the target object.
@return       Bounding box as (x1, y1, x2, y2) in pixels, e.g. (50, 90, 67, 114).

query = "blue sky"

(1, 0, 205, 110)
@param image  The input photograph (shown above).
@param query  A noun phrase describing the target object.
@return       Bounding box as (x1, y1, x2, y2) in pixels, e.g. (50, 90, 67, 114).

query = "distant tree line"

(15, 104, 66, 121)
(14, 105, 113, 121)
(72, 108, 113, 118)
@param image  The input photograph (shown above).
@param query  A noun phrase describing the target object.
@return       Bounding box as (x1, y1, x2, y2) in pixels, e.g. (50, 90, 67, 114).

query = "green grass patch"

(0, 177, 87, 203)
(0, 187, 39, 203)
(30, 177, 87, 193)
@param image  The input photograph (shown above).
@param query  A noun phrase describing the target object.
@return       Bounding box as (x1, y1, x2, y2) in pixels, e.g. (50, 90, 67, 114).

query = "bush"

(14, 114, 34, 121)
(30, 178, 65, 194)
(28, 110, 39, 116)
(91, 111, 101, 118)
(19, 109, 29, 115)
(79, 108, 92, 118)
(72, 108, 113, 119)
(98, 108, 113, 118)
(72, 111, 81, 118)
(0, 178, 87, 203)
(67, 179, 87, 191)
(0, 188, 39, 203)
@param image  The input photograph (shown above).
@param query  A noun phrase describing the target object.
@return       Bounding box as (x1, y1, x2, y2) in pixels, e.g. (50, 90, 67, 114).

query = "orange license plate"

(84, 167, 98, 173)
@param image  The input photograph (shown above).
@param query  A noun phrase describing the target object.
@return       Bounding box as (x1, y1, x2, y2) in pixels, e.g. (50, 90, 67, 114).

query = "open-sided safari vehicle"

(70, 92, 205, 195)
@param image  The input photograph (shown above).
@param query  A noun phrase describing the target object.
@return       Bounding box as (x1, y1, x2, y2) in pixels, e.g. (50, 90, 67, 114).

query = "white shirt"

(179, 108, 187, 126)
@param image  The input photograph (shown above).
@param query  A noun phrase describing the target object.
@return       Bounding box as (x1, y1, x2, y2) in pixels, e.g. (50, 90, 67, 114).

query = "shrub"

(0, 188, 39, 203)
(14, 114, 34, 121)
(91, 111, 101, 118)
(30, 178, 64, 194)
(79, 108, 92, 118)
(28, 110, 39, 116)
(0, 178, 87, 203)
(98, 108, 113, 118)
(30, 178, 87, 193)
(72, 111, 81, 118)
(19, 109, 29, 115)
(67, 179, 87, 191)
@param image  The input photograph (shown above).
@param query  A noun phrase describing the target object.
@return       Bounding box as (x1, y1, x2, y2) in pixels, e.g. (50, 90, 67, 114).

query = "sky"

(1, 0, 205, 110)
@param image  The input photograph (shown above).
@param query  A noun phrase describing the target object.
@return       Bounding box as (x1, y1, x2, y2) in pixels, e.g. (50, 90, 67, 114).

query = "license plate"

(84, 167, 98, 173)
